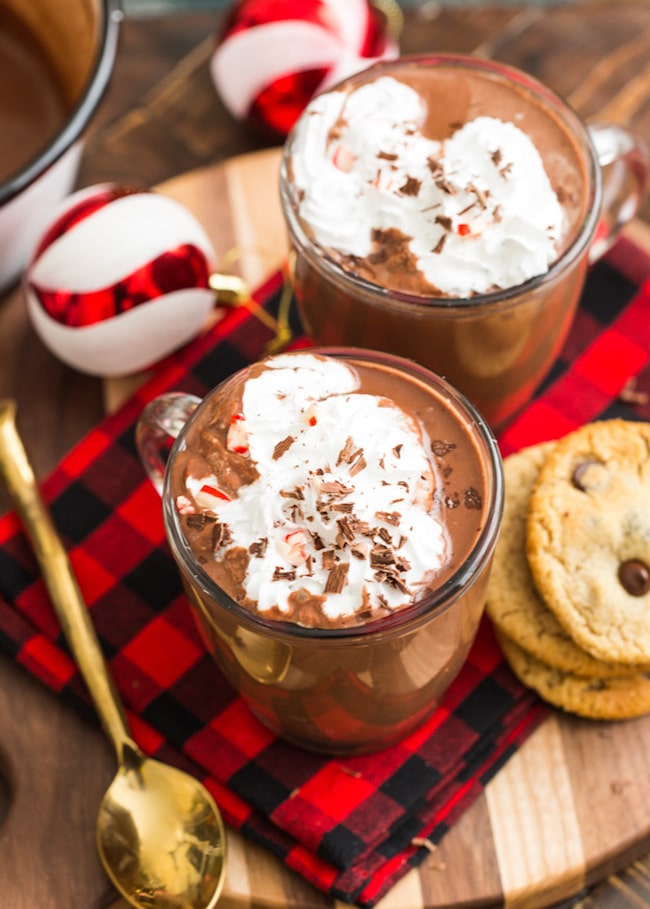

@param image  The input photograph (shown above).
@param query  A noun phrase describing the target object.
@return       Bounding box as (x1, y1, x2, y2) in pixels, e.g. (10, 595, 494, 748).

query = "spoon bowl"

(98, 743, 225, 909)
(0, 399, 226, 909)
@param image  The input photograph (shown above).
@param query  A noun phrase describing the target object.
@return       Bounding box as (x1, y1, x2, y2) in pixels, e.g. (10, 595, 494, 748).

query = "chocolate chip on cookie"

(527, 419, 650, 666)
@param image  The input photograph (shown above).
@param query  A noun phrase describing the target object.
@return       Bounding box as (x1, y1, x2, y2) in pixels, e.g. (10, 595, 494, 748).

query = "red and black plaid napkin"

(0, 236, 648, 907)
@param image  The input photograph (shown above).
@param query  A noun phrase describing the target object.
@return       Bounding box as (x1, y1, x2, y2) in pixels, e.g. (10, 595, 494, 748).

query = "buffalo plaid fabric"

(0, 238, 649, 907)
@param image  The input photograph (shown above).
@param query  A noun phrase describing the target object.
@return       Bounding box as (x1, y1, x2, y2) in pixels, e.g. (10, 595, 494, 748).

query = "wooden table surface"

(1, 4, 650, 909)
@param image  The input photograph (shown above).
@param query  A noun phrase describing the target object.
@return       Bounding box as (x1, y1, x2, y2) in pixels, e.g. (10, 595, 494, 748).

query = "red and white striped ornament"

(210, 0, 400, 138)
(24, 184, 217, 377)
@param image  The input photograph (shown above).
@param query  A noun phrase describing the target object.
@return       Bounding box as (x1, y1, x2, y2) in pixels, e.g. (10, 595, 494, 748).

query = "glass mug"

(280, 54, 649, 431)
(136, 348, 504, 755)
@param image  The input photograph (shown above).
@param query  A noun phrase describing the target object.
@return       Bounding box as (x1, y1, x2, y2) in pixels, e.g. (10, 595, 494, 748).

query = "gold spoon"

(0, 400, 226, 909)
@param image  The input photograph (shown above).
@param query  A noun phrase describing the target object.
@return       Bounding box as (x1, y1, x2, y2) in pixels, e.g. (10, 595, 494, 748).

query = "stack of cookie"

(487, 419, 650, 720)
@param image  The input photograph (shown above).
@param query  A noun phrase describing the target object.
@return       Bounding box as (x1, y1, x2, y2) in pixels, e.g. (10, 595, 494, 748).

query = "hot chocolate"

(286, 64, 587, 297)
(142, 349, 504, 752)
(280, 56, 604, 430)
(0, 6, 70, 184)
(171, 350, 487, 629)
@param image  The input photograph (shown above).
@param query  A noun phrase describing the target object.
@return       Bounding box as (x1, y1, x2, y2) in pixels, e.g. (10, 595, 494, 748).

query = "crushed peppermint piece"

(176, 494, 196, 515)
(226, 413, 249, 455)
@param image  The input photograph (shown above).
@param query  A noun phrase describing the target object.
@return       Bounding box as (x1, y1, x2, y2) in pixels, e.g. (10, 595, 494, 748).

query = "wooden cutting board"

(2, 147, 650, 909)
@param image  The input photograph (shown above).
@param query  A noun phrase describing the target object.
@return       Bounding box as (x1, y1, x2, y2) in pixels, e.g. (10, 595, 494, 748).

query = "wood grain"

(1, 6, 650, 909)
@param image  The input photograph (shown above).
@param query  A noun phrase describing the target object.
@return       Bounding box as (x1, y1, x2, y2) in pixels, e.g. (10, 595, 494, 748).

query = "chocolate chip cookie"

(486, 441, 642, 678)
(526, 419, 650, 666)
(496, 631, 650, 720)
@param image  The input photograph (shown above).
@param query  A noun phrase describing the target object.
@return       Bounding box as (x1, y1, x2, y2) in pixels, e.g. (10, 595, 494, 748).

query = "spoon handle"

(0, 400, 138, 764)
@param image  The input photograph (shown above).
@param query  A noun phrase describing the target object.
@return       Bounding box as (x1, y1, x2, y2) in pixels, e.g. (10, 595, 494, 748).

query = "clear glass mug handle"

(588, 121, 649, 263)
(135, 392, 202, 495)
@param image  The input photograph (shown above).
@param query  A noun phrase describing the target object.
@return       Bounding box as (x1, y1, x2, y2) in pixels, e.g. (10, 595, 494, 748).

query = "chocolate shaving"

(375, 569, 409, 594)
(375, 510, 401, 526)
(435, 178, 455, 195)
(186, 513, 216, 529)
(336, 516, 356, 542)
(370, 545, 395, 567)
(349, 454, 367, 476)
(249, 537, 268, 557)
(377, 150, 398, 160)
(322, 550, 336, 570)
(468, 181, 488, 208)
(273, 435, 295, 459)
(349, 517, 372, 535)
(324, 562, 349, 594)
(280, 487, 305, 499)
(427, 156, 443, 176)
(311, 531, 325, 550)
(331, 502, 354, 513)
(432, 234, 447, 255)
(273, 567, 296, 581)
(431, 439, 457, 457)
(435, 215, 452, 232)
(399, 176, 422, 197)
(321, 479, 352, 496)
(337, 436, 359, 465)
(378, 527, 392, 544)
(393, 444, 403, 458)
(491, 148, 503, 167)
(500, 162, 513, 178)
(210, 523, 224, 550)
(464, 487, 483, 510)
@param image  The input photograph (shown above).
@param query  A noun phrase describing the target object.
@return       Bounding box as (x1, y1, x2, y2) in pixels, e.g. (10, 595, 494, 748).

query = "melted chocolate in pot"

(0, 7, 70, 183)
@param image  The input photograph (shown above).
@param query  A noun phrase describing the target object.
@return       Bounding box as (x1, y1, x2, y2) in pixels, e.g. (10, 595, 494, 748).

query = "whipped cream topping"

(181, 353, 448, 623)
(289, 76, 566, 297)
